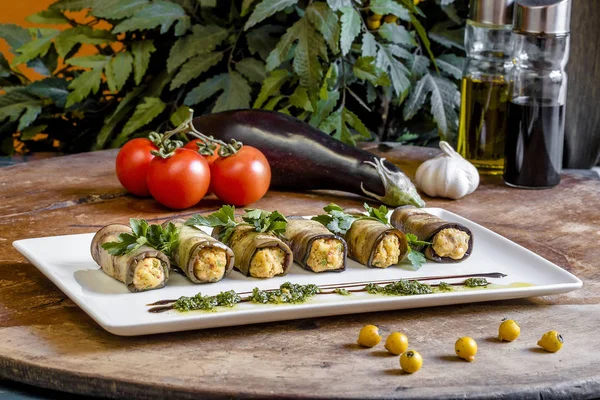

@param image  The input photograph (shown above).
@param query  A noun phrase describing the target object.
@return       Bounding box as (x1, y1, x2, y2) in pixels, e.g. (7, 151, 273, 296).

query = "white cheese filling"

(249, 248, 286, 278)
(194, 248, 227, 282)
(133, 258, 164, 290)
(306, 239, 344, 272)
(371, 234, 401, 268)
(432, 228, 470, 260)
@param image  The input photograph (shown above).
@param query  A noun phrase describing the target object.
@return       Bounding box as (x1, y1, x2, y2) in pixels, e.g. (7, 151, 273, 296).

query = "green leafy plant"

(0, 0, 467, 155)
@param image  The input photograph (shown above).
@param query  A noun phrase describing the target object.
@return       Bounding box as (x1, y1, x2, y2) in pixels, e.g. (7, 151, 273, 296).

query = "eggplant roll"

(285, 218, 347, 273)
(390, 206, 473, 263)
(213, 225, 293, 278)
(90, 225, 170, 292)
(165, 219, 235, 283)
(345, 218, 408, 269)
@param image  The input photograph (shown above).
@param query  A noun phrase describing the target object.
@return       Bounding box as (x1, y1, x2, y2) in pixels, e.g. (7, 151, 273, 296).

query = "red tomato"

(115, 138, 157, 197)
(146, 148, 211, 210)
(210, 146, 271, 206)
(183, 140, 221, 165)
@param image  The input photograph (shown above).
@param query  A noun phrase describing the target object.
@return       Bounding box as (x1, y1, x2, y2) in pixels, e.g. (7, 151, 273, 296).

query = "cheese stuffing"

(306, 239, 344, 272)
(432, 228, 470, 260)
(194, 248, 228, 283)
(371, 234, 401, 268)
(249, 248, 286, 278)
(132, 258, 164, 290)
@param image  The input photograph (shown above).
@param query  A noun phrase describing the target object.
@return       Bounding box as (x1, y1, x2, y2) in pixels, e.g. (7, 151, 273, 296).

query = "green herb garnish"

(363, 202, 390, 225)
(464, 278, 490, 288)
(101, 219, 179, 258)
(365, 279, 433, 296)
(174, 290, 241, 312)
(242, 209, 288, 236)
(437, 281, 453, 291)
(185, 205, 238, 243)
(334, 288, 351, 296)
(404, 233, 431, 271)
(249, 282, 320, 304)
(312, 203, 357, 235)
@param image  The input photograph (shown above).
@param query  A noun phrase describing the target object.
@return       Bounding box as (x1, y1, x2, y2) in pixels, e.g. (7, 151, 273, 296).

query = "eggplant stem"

(361, 158, 426, 208)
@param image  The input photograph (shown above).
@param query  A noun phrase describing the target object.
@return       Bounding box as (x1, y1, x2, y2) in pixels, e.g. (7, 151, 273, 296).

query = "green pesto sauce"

(334, 288, 351, 296)
(249, 282, 320, 304)
(464, 278, 490, 288)
(437, 281, 453, 291)
(365, 279, 433, 296)
(174, 290, 241, 312)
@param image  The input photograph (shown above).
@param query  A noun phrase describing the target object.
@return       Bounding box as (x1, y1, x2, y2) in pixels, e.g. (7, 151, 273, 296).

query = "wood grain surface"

(0, 146, 599, 399)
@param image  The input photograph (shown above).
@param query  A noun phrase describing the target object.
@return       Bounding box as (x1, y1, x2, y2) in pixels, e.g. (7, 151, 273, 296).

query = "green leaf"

(132, 40, 156, 85)
(186, 206, 238, 243)
(21, 124, 48, 140)
(326, 0, 356, 11)
(170, 51, 223, 90)
(67, 54, 110, 69)
(55, 27, 114, 59)
(25, 77, 69, 108)
(292, 18, 327, 94)
(253, 69, 289, 108)
(65, 69, 103, 107)
(244, 0, 297, 31)
(408, 54, 430, 79)
(12, 29, 60, 65)
(370, 0, 410, 21)
(378, 23, 416, 47)
(171, 105, 192, 127)
(242, 0, 258, 16)
(242, 209, 288, 235)
(436, 54, 465, 80)
(309, 90, 339, 127)
(0, 24, 31, 52)
(319, 106, 370, 145)
(50, 0, 96, 11)
(411, 15, 437, 68)
(0, 53, 11, 77)
(362, 32, 377, 57)
(340, 7, 360, 56)
(167, 24, 228, 73)
(113, 0, 190, 36)
(263, 95, 285, 110)
(0, 91, 43, 131)
(363, 202, 389, 225)
(105, 52, 133, 92)
(405, 232, 431, 248)
(185, 72, 252, 113)
(429, 20, 464, 50)
(26, 10, 69, 25)
(312, 203, 357, 235)
(265, 21, 300, 70)
(306, 2, 340, 54)
(376, 44, 410, 98)
(94, 85, 146, 149)
(247, 25, 285, 61)
(353, 56, 390, 87)
(235, 58, 266, 83)
(289, 86, 313, 111)
(402, 73, 459, 137)
(91, 0, 150, 19)
(199, 0, 218, 7)
(407, 248, 426, 270)
(120, 97, 166, 138)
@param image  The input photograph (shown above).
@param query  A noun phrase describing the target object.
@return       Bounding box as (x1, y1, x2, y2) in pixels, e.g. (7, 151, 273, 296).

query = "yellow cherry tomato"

(369, 13, 383, 20)
(367, 19, 381, 30)
(357, 325, 382, 348)
(384, 15, 399, 24)
(498, 319, 521, 342)
(385, 332, 409, 355)
(537, 330, 563, 353)
(455, 337, 478, 361)
(399, 350, 423, 374)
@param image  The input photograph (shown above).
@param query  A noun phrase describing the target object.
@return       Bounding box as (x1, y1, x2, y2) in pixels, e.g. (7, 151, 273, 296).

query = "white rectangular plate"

(13, 208, 582, 336)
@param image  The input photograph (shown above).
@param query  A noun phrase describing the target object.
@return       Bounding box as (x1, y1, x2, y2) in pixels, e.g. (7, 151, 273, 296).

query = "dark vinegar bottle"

(504, 98, 565, 188)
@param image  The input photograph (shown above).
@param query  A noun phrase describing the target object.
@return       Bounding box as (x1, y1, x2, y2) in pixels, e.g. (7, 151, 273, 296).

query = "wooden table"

(1, 146, 599, 399)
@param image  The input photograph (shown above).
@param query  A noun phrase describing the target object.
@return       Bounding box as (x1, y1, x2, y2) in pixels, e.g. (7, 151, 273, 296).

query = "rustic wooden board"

(1, 146, 599, 399)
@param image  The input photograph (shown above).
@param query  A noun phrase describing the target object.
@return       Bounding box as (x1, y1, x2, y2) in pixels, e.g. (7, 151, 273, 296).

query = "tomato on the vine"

(115, 138, 157, 197)
(183, 140, 221, 165)
(146, 148, 210, 210)
(210, 146, 271, 206)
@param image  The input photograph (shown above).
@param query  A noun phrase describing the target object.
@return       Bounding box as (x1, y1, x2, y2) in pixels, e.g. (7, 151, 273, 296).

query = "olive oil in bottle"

(457, 77, 511, 175)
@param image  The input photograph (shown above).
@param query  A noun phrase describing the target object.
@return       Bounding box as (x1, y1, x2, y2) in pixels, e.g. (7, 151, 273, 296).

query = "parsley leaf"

(242, 209, 288, 236)
(312, 203, 357, 235)
(185, 205, 238, 243)
(100, 219, 179, 258)
(363, 202, 390, 225)
(406, 248, 427, 271)
(405, 232, 431, 248)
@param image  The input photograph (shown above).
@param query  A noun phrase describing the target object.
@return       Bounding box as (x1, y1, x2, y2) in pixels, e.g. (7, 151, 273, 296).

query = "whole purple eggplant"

(193, 110, 425, 207)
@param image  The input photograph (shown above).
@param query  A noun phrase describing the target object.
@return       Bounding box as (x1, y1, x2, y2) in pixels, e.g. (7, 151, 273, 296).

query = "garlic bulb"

(415, 141, 479, 200)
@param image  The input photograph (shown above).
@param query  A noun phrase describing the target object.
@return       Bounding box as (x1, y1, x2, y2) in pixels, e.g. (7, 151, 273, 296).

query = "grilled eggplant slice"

(285, 218, 347, 273)
(390, 206, 473, 263)
(165, 219, 234, 284)
(344, 218, 409, 269)
(91, 224, 170, 292)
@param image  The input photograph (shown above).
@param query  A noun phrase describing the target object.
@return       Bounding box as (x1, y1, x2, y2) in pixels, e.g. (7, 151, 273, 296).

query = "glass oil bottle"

(457, 0, 515, 175)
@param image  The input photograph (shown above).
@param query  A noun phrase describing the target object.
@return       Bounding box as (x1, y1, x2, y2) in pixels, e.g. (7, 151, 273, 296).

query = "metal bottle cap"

(470, 0, 515, 26)
(514, 0, 572, 34)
